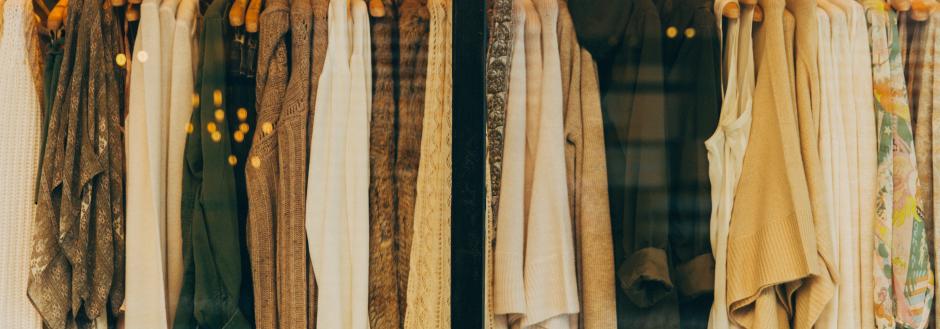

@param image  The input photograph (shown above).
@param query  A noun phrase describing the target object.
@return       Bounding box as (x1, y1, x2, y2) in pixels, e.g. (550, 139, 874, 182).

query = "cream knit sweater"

(125, 0, 171, 325)
(403, 0, 453, 327)
(305, 0, 371, 327)
(0, 0, 42, 327)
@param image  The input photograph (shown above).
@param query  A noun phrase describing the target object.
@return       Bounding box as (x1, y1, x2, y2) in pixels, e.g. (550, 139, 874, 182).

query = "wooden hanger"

(229, 0, 248, 27)
(46, 0, 67, 30)
(244, 0, 262, 32)
(722, 2, 740, 19)
(369, 0, 386, 17)
(911, 0, 937, 20)
(127, 3, 140, 20)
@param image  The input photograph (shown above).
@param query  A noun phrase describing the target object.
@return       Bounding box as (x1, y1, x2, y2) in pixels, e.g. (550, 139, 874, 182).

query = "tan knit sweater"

(557, 3, 616, 329)
(277, 0, 316, 326)
(725, 0, 835, 327)
(246, 0, 289, 325)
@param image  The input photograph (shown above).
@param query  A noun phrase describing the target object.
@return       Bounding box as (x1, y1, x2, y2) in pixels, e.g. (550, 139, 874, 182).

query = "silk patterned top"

(865, 3, 935, 328)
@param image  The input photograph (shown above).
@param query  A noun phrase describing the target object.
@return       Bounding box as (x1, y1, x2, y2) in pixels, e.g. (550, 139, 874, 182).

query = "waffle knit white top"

(0, 0, 42, 327)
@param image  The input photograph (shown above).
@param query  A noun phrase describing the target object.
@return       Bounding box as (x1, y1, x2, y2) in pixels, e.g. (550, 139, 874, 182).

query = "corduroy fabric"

(246, 0, 289, 326)
(0, 0, 43, 327)
(368, 0, 403, 327)
(558, 2, 617, 328)
(403, 0, 453, 326)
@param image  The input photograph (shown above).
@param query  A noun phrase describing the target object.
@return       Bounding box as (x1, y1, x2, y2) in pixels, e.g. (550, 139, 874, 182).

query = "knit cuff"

(617, 247, 673, 308)
(675, 253, 714, 299)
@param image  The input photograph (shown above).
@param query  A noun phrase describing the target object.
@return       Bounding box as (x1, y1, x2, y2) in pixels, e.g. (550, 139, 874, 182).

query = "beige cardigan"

(557, 3, 616, 329)
(726, 0, 835, 327)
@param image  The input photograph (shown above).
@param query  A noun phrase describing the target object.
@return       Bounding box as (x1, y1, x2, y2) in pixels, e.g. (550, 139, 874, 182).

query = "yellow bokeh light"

(666, 26, 678, 39)
(262, 122, 273, 135)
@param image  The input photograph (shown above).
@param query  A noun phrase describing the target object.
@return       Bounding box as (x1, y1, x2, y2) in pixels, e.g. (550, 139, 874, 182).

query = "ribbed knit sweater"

(0, 0, 42, 327)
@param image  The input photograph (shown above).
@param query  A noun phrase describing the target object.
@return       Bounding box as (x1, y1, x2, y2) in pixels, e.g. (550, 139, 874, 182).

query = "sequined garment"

(866, 4, 936, 328)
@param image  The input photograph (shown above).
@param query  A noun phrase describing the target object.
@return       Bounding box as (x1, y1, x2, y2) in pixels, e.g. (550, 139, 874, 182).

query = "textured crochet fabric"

(0, 0, 42, 327)
(403, 0, 452, 326)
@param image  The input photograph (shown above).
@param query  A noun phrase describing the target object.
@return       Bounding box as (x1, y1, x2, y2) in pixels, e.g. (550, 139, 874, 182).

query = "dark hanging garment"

(368, 0, 405, 327)
(659, 0, 720, 326)
(28, 0, 127, 327)
(569, 0, 678, 328)
(35, 35, 64, 203)
(174, 0, 256, 326)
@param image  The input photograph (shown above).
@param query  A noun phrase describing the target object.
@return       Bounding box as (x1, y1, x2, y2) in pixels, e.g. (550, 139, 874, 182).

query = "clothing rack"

(451, 0, 486, 327)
